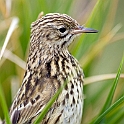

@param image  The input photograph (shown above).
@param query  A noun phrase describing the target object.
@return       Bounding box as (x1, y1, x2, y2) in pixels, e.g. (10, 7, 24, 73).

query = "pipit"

(9, 13, 98, 124)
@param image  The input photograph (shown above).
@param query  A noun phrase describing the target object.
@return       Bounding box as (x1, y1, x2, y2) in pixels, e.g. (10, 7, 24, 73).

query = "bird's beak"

(72, 26, 98, 34)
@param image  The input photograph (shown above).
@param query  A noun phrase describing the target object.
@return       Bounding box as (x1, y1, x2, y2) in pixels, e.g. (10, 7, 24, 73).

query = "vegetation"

(0, 0, 124, 123)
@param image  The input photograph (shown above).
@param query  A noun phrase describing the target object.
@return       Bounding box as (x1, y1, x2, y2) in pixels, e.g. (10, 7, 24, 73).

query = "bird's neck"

(25, 43, 70, 72)
(22, 44, 72, 85)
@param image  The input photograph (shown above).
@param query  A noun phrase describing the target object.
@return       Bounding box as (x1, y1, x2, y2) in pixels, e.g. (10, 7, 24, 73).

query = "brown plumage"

(9, 13, 98, 124)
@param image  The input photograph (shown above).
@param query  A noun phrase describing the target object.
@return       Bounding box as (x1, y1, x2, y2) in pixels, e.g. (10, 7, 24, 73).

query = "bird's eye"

(59, 27, 66, 33)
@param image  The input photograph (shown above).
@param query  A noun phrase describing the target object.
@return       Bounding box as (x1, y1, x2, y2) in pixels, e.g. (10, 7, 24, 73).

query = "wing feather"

(10, 77, 59, 124)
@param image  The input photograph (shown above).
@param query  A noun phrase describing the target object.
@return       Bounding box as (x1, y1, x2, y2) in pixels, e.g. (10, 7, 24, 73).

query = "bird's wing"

(10, 77, 60, 124)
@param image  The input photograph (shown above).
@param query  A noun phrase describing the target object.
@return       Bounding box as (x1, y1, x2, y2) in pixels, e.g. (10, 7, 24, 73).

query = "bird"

(9, 13, 98, 124)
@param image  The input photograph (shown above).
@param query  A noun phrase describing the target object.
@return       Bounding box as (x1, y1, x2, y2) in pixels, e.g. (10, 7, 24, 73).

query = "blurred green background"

(0, 0, 124, 123)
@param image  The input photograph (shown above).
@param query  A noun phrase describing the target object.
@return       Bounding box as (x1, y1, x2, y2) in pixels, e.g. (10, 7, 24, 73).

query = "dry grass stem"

(0, 17, 19, 60)
(85, 73, 124, 85)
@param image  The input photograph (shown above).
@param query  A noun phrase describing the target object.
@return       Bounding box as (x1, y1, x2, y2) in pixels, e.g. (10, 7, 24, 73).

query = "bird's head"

(30, 13, 98, 49)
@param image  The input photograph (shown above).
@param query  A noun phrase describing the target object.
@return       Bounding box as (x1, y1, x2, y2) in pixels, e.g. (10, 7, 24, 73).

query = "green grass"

(91, 56, 124, 124)
(0, 83, 11, 124)
(0, 0, 124, 123)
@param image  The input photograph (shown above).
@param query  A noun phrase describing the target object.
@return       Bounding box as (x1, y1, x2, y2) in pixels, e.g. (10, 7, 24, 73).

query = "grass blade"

(84, 73, 124, 85)
(101, 56, 124, 112)
(92, 55, 124, 123)
(0, 17, 19, 60)
(0, 49, 26, 69)
(93, 95, 124, 124)
(34, 79, 68, 124)
(71, 0, 105, 59)
(0, 83, 11, 124)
